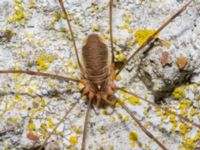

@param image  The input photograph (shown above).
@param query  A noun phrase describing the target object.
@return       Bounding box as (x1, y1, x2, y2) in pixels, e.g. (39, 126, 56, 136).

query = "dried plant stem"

(118, 88, 200, 129)
(117, 99, 168, 150)
(58, 0, 83, 70)
(39, 101, 79, 150)
(0, 70, 79, 82)
(109, 0, 115, 64)
(81, 100, 92, 150)
(116, 0, 194, 76)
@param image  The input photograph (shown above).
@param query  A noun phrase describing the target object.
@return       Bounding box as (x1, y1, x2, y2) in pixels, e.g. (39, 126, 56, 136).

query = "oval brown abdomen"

(82, 34, 111, 92)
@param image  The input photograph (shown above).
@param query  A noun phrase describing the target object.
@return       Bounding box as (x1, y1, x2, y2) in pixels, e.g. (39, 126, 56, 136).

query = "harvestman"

(0, 0, 199, 150)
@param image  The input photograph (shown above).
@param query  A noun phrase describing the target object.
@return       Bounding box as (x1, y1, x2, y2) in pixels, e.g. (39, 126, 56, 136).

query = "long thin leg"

(81, 100, 92, 150)
(109, 0, 115, 64)
(39, 101, 79, 150)
(0, 70, 79, 83)
(118, 88, 200, 128)
(116, 0, 194, 76)
(58, 0, 83, 71)
(116, 99, 168, 150)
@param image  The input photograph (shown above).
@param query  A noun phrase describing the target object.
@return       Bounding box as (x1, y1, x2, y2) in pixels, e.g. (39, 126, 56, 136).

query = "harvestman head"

(0, 0, 199, 150)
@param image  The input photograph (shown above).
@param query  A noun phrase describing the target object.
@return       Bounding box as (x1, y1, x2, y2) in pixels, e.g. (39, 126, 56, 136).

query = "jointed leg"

(0, 70, 79, 83)
(116, 99, 168, 150)
(118, 88, 200, 129)
(102, 95, 116, 106)
(58, 0, 83, 71)
(116, 0, 194, 76)
(81, 99, 92, 150)
(109, 0, 115, 65)
(39, 101, 79, 150)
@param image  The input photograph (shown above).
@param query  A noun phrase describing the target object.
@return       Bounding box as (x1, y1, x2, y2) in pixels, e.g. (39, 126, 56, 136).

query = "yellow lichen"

(51, 11, 61, 25)
(28, 123, 36, 131)
(11, 117, 18, 123)
(65, 59, 77, 71)
(115, 102, 120, 107)
(118, 113, 123, 120)
(101, 3, 107, 10)
(169, 114, 176, 123)
(37, 41, 44, 47)
(41, 98, 46, 107)
(128, 28, 133, 33)
(7, 104, 14, 110)
(5, 99, 10, 104)
(116, 53, 126, 61)
(129, 131, 138, 148)
(119, 14, 133, 34)
(123, 116, 129, 122)
(119, 24, 128, 30)
(14, 95, 22, 102)
(159, 110, 170, 121)
(47, 118, 55, 129)
(20, 104, 27, 110)
(28, 88, 34, 93)
(193, 130, 200, 141)
(19, 51, 29, 57)
(170, 122, 178, 132)
(127, 96, 141, 105)
(144, 122, 150, 127)
(160, 40, 171, 48)
(123, 12, 132, 24)
(110, 116, 116, 122)
(91, 23, 100, 32)
(40, 123, 48, 136)
(30, 108, 37, 114)
(134, 29, 159, 46)
(182, 137, 196, 150)
(118, 90, 127, 95)
(8, 0, 25, 24)
(172, 85, 189, 100)
(179, 99, 193, 115)
(143, 109, 149, 118)
(29, 0, 36, 9)
(36, 54, 56, 71)
(179, 123, 192, 136)
(70, 125, 81, 134)
(98, 128, 107, 135)
(169, 113, 178, 132)
(69, 136, 78, 145)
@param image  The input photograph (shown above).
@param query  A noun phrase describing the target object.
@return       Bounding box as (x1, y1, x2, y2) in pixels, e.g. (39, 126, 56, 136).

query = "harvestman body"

(81, 34, 117, 106)
(0, 0, 199, 150)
